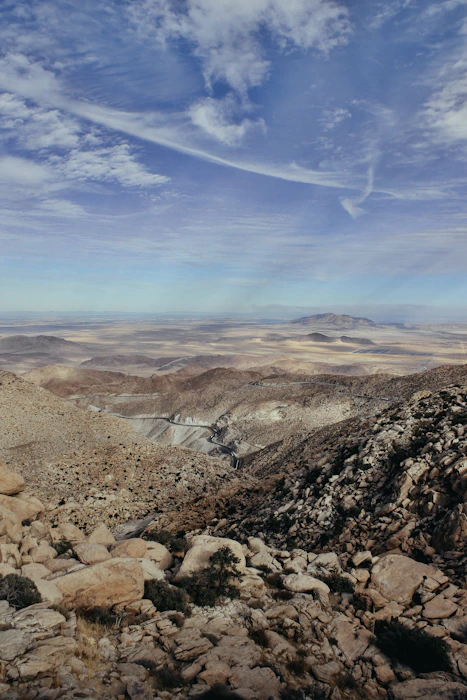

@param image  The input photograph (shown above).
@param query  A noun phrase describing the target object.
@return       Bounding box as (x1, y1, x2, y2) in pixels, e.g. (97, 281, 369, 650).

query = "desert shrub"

(374, 619, 451, 673)
(318, 572, 355, 594)
(280, 684, 328, 700)
(154, 667, 183, 689)
(168, 611, 185, 628)
(249, 628, 269, 647)
(54, 540, 72, 556)
(265, 572, 285, 589)
(0, 574, 41, 609)
(142, 529, 186, 553)
(286, 657, 306, 676)
(77, 606, 118, 627)
(144, 580, 190, 614)
(180, 546, 241, 607)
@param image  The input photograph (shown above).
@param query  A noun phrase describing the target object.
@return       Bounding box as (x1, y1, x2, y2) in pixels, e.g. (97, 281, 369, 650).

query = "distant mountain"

(291, 313, 381, 330)
(0, 335, 86, 354)
(339, 335, 376, 345)
(294, 332, 376, 345)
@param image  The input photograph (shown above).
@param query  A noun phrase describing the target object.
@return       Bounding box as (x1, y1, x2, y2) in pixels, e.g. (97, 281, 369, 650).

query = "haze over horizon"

(1, 0, 466, 317)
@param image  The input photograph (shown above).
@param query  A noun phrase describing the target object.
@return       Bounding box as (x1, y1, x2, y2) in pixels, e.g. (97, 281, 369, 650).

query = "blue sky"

(0, 0, 466, 320)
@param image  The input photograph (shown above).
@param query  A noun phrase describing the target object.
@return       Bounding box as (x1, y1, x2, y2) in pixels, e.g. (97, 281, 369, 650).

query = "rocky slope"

(0, 370, 245, 531)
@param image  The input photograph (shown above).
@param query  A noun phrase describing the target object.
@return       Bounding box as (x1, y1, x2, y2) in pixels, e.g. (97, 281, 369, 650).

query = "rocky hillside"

(2, 453, 467, 699)
(0, 370, 246, 531)
(213, 376, 467, 584)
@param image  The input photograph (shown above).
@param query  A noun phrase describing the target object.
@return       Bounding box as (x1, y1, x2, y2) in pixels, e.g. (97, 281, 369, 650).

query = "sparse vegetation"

(374, 619, 452, 673)
(317, 572, 355, 594)
(180, 546, 242, 607)
(54, 540, 72, 556)
(154, 667, 183, 689)
(142, 529, 187, 553)
(0, 574, 41, 609)
(280, 684, 328, 700)
(76, 606, 118, 627)
(144, 579, 190, 614)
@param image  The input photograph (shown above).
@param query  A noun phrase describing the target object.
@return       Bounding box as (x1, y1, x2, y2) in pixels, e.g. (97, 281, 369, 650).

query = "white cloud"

(341, 166, 374, 218)
(320, 107, 351, 131)
(422, 57, 467, 144)
(0, 156, 51, 186)
(0, 93, 81, 149)
(189, 94, 265, 145)
(51, 144, 170, 187)
(129, 0, 350, 96)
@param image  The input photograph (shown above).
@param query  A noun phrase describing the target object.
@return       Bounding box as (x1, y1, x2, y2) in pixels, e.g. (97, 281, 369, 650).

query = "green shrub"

(180, 546, 242, 607)
(319, 572, 355, 594)
(142, 529, 186, 553)
(77, 606, 118, 627)
(374, 620, 451, 673)
(154, 667, 183, 689)
(54, 540, 72, 556)
(144, 580, 190, 614)
(0, 574, 41, 609)
(280, 685, 328, 700)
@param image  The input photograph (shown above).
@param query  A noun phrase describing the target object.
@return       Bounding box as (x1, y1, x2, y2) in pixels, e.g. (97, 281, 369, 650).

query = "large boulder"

(87, 523, 115, 546)
(0, 494, 44, 523)
(0, 505, 22, 543)
(144, 542, 172, 570)
(74, 543, 111, 565)
(0, 465, 25, 496)
(371, 555, 438, 604)
(388, 679, 467, 700)
(55, 522, 85, 545)
(282, 574, 330, 595)
(54, 557, 144, 608)
(174, 535, 246, 582)
(111, 538, 147, 559)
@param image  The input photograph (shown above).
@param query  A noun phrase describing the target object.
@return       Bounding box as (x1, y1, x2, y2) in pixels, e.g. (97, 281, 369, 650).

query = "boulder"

(174, 535, 246, 582)
(54, 557, 144, 608)
(56, 522, 85, 544)
(371, 555, 437, 604)
(16, 637, 77, 681)
(389, 679, 467, 700)
(0, 506, 22, 543)
(138, 558, 165, 582)
(112, 538, 147, 559)
(0, 494, 44, 523)
(74, 542, 111, 565)
(21, 563, 50, 580)
(0, 629, 33, 661)
(87, 523, 115, 546)
(423, 594, 458, 619)
(30, 543, 57, 563)
(144, 542, 172, 570)
(331, 619, 373, 662)
(0, 465, 24, 496)
(35, 579, 63, 605)
(229, 666, 281, 700)
(282, 574, 330, 595)
(173, 628, 214, 661)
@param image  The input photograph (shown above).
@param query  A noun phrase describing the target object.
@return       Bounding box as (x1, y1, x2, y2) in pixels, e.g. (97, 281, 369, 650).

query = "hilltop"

(292, 313, 383, 330)
(0, 335, 87, 354)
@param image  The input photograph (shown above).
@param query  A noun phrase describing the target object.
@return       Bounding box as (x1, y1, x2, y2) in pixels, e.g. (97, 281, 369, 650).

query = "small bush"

(250, 628, 269, 647)
(265, 572, 285, 589)
(154, 667, 183, 689)
(273, 589, 294, 601)
(0, 574, 41, 609)
(286, 657, 306, 676)
(77, 606, 118, 627)
(280, 685, 328, 700)
(142, 529, 186, 553)
(144, 579, 190, 613)
(319, 572, 355, 594)
(180, 546, 242, 607)
(374, 619, 451, 673)
(54, 540, 72, 556)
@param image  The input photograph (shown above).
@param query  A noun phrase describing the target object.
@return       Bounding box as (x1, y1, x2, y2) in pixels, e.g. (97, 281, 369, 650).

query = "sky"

(0, 0, 467, 320)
